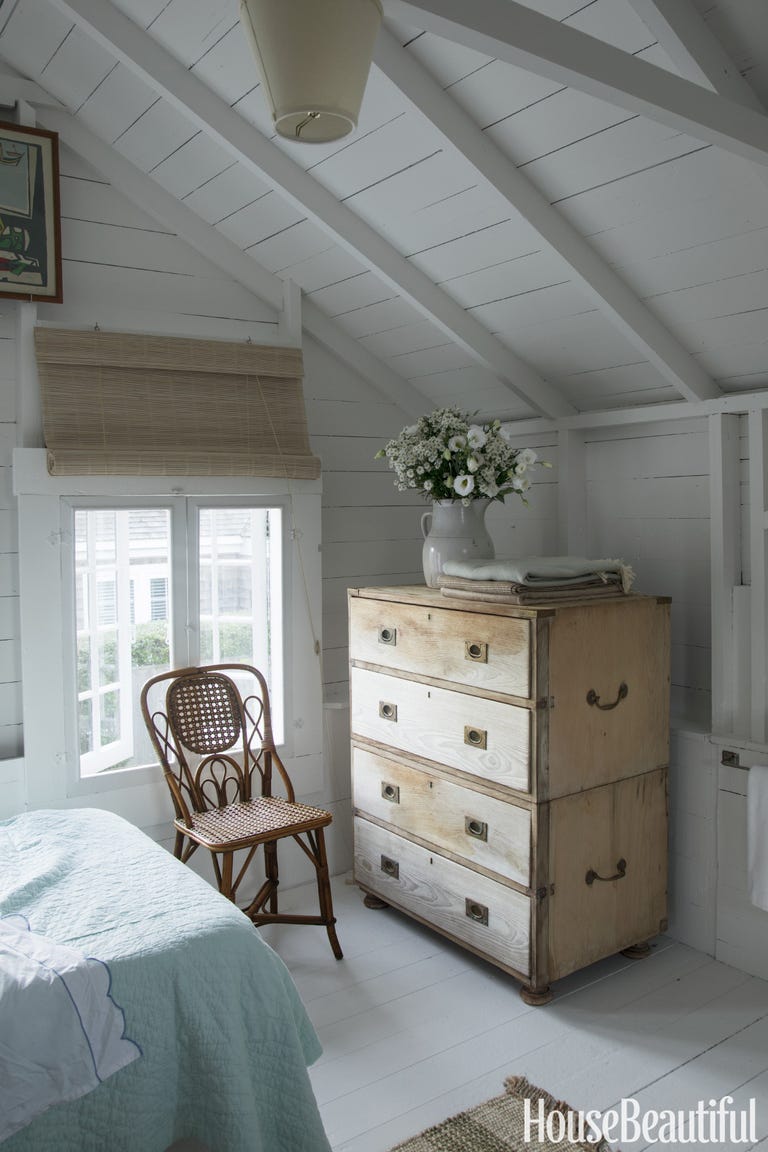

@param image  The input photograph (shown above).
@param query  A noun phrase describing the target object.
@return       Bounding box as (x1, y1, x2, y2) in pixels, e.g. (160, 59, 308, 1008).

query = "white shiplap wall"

(0, 303, 22, 787)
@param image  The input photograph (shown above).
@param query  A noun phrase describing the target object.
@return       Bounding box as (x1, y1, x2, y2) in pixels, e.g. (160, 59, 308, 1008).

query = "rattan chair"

(140, 663, 342, 959)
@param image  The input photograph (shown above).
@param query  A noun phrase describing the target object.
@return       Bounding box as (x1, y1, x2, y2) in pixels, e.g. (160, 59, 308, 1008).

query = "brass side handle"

(381, 782, 400, 804)
(464, 725, 487, 749)
(465, 817, 488, 842)
(378, 626, 397, 646)
(465, 898, 489, 925)
(585, 858, 627, 885)
(465, 641, 488, 663)
(379, 701, 398, 721)
(586, 682, 628, 711)
(380, 854, 399, 879)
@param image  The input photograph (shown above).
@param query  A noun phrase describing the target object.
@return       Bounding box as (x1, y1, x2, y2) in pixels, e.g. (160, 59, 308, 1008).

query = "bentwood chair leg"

(220, 851, 235, 903)
(173, 830, 185, 859)
(264, 841, 279, 913)
(315, 827, 343, 960)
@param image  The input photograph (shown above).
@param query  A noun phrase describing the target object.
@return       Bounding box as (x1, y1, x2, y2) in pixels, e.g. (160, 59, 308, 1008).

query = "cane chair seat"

(181, 795, 333, 853)
(140, 662, 342, 960)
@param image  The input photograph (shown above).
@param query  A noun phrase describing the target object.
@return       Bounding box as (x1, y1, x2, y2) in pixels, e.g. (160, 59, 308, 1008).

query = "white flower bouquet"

(376, 406, 545, 505)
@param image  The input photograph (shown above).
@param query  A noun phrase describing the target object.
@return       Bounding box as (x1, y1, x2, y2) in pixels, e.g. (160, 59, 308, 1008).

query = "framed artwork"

(0, 120, 62, 302)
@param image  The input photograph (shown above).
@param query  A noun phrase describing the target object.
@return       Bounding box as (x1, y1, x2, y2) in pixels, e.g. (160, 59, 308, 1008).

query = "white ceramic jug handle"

(420, 510, 432, 539)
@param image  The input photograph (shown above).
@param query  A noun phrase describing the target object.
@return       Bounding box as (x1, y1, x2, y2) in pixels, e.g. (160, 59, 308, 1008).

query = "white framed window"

(66, 499, 286, 780)
(14, 450, 323, 825)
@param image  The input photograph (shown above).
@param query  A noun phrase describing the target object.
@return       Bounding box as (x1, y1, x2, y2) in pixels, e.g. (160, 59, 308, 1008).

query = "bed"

(0, 807, 332, 1152)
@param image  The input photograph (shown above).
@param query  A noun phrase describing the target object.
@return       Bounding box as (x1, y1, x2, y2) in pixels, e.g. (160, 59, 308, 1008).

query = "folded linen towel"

(441, 556, 635, 594)
(438, 572, 621, 595)
(440, 584, 628, 606)
(748, 765, 768, 912)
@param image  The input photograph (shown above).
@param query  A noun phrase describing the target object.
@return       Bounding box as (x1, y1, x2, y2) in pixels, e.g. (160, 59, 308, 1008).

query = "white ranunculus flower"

(467, 454, 480, 473)
(424, 479, 433, 490)
(467, 425, 487, 449)
(515, 460, 527, 475)
(512, 475, 531, 492)
(519, 448, 538, 465)
(453, 474, 475, 497)
(447, 434, 467, 452)
(498, 425, 513, 443)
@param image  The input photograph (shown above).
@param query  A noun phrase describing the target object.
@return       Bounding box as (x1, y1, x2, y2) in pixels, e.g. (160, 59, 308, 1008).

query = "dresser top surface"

(349, 585, 669, 618)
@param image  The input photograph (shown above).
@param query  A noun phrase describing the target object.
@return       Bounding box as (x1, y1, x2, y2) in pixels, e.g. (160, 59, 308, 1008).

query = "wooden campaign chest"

(349, 586, 670, 1003)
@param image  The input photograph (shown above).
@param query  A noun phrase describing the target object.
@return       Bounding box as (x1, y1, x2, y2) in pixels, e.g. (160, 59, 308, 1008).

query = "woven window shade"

(34, 328, 321, 479)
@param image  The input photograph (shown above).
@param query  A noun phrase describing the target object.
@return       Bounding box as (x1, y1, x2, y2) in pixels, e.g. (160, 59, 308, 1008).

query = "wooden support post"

(709, 414, 742, 734)
(748, 410, 768, 744)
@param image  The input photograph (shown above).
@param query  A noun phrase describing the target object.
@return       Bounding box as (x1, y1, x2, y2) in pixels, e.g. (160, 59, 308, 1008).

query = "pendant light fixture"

(239, 0, 383, 144)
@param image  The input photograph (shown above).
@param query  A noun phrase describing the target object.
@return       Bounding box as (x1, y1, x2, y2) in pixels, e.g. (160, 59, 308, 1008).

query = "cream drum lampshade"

(239, 0, 383, 143)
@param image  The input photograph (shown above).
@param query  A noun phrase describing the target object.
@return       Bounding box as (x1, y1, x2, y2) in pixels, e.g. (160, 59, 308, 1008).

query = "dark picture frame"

(0, 120, 62, 303)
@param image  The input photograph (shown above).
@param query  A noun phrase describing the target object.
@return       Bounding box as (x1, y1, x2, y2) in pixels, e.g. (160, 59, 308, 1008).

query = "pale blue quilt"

(0, 808, 332, 1152)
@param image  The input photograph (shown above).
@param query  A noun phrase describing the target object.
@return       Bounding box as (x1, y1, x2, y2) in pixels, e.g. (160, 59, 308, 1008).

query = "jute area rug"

(389, 1076, 616, 1152)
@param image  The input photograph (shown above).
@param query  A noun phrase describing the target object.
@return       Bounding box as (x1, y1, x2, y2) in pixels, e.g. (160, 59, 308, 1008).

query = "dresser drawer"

(351, 667, 530, 792)
(354, 817, 530, 976)
(349, 596, 530, 697)
(353, 745, 531, 887)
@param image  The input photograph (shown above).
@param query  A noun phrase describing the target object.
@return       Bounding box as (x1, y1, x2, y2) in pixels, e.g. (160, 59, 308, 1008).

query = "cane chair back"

(142, 664, 295, 827)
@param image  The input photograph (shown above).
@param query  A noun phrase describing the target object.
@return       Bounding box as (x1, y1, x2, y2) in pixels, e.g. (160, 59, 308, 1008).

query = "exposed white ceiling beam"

(625, 0, 761, 102)
(36, 106, 430, 420)
(0, 70, 64, 107)
(375, 28, 720, 404)
(47, 0, 575, 419)
(627, 0, 768, 198)
(386, 0, 768, 167)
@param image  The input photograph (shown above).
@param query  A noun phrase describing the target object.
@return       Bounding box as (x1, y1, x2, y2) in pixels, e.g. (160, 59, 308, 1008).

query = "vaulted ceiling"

(2, 0, 767, 422)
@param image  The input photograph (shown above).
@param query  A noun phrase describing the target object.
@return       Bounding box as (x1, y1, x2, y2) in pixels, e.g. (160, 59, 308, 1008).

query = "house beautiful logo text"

(524, 1094, 758, 1145)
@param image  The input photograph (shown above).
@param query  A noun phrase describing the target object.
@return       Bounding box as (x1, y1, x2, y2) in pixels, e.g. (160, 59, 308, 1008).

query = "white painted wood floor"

(259, 876, 768, 1152)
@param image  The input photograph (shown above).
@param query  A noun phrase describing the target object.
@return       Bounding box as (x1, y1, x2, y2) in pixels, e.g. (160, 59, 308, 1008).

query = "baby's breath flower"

(376, 406, 544, 504)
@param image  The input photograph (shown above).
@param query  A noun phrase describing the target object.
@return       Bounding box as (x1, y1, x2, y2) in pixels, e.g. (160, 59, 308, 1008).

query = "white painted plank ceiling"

(0, 0, 766, 416)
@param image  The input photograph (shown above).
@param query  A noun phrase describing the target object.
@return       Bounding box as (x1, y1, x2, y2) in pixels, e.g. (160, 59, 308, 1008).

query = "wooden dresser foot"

(621, 941, 652, 959)
(520, 983, 553, 1006)
(363, 892, 389, 910)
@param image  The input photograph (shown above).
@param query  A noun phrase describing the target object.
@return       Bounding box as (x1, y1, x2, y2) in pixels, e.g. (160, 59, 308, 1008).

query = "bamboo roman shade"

(34, 328, 320, 479)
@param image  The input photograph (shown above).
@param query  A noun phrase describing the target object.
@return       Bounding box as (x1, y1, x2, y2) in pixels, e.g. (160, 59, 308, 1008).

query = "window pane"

(98, 629, 118, 686)
(76, 507, 173, 777)
(100, 690, 120, 745)
(78, 698, 92, 756)
(198, 506, 283, 743)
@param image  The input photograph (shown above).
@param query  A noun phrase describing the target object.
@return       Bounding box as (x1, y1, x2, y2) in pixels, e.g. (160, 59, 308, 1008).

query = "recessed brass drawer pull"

(381, 782, 400, 804)
(378, 626, 397, 646)
(379, 701, 398, 721)
(465, 817, 488, 842)
(585, 858, 627, 885)
(586, 682, 629, 711)
(380, 854, 399, 879)
(465, 898, 489, 925)
(464, 725, 487, 749)
(465, 641, 488, 663)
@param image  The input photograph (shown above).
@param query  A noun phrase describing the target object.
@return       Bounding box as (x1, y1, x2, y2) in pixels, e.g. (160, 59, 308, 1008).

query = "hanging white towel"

(747, 765, 768, 912)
